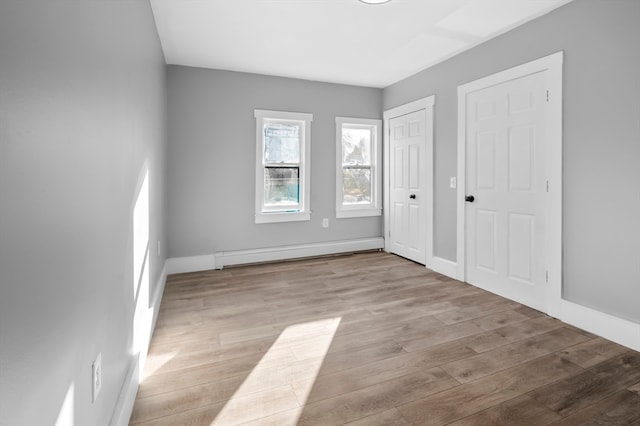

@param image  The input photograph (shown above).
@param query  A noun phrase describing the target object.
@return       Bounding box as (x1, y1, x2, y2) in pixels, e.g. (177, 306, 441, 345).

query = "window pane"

(264, 167, 300, 207)
(342, 167, 371, 204)
(264, 122, 300, 163)
(342, 127, 371, 166)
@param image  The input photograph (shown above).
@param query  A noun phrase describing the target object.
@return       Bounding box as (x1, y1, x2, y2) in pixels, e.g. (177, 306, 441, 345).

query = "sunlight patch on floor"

(211, 317, 342, 425)
(140, 350, 178, 381)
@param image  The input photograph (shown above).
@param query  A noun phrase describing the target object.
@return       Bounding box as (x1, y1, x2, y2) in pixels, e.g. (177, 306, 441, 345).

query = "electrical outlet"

(92, 353, 102, 403)
(322, 218, 329, 228)
(450, 177, 457, 189)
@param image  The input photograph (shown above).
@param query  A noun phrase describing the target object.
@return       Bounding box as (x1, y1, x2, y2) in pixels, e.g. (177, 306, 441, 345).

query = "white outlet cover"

(450, 177, 457, 189)
(92, 353, 102, 403)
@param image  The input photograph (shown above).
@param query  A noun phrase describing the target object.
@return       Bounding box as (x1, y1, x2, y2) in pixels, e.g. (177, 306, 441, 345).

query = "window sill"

(336, 208, 382, 219)
(255, 211, 311, 224)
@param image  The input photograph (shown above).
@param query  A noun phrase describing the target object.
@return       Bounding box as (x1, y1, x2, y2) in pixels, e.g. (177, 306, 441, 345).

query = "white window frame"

(255, 109, 312, 224)
(335, 117, 382, 219)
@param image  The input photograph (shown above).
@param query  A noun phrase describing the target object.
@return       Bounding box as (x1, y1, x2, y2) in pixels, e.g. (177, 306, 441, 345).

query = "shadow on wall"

(133, 167, 153, 381)
(54, 382, 76, 425)
(53, 166, 154, 425)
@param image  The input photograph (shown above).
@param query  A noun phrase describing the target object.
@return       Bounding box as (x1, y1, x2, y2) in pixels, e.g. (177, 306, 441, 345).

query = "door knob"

(465, 195, 475, 202)
(409, 194, 416, 199)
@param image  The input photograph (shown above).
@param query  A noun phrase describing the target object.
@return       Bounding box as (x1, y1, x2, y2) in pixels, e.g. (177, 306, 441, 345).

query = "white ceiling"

(150, 0, 573, 88)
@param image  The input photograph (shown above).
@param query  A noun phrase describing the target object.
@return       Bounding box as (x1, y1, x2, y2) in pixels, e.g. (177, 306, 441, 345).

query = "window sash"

(261, 118, 305, 213)
(341, 165, 373, 206)
(341, 125, 373, 167)
(335, 117, 382, 218)
(255, 109, 312, 223)
(263, 121, 301, 164)
(262, 165, 301, 211)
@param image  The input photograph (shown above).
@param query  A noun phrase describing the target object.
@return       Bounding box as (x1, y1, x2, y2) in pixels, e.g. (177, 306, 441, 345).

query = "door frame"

(456, 51, 563, 317)
(383, 96, 435, 265)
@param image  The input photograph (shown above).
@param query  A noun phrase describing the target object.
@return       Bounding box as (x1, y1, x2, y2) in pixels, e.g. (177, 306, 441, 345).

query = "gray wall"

(0, 1, 167, 425)
(384, 0, 640, 323)
(167, 67, 383, 258)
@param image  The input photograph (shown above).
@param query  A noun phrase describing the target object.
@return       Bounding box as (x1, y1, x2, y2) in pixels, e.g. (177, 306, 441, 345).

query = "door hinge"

(546, 90, 549, 102)
(546, 180, 549, 192)
(546, 270, 549, 283)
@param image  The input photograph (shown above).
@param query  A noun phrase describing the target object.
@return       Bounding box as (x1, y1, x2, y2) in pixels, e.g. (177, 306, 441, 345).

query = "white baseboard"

(560, 300, 640, 352)
(109, 262, 167, 426)
(215, 237, 384, 268)
(109, 354, 140, 426)
(426, 256, 457, 279)
(434, 259, 639, 352)
(165, 254, 216, 274)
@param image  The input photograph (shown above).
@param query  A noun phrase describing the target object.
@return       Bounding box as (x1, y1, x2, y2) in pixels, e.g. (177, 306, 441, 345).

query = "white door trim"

(383, 96, 435, 265)
(456, 51, 563, 317)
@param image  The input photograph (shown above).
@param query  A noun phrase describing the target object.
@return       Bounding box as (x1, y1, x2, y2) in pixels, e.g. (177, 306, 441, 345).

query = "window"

(336, 117, 382, 218)
(255, 109, 312, 224)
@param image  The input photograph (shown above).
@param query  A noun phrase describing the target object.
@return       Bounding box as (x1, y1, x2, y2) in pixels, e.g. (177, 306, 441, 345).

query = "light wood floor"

(131, 252, 640, 425)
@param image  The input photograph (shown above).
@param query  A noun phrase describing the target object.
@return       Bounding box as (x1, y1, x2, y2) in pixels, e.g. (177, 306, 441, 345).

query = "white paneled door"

(465, 71, 548, 310)
(389, 109, 427, 264)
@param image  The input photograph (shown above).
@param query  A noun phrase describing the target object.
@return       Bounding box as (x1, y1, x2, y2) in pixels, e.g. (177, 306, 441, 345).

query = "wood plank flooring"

(131, 252, 640, 425)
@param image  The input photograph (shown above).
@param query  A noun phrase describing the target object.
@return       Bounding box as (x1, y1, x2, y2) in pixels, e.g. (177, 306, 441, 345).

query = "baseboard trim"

(109, 262, 167, 426)
(560, 300, 640, 352)
(215, 237, 385, 268)
(109, 354, 140, 426)
(165, 254, 216, 274)
(426, 256, 457, 279)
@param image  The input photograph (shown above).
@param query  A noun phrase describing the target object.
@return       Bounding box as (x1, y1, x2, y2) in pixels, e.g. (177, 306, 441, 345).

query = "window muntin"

(336, 117, 382, 218)
(255, 110, 312, 223)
